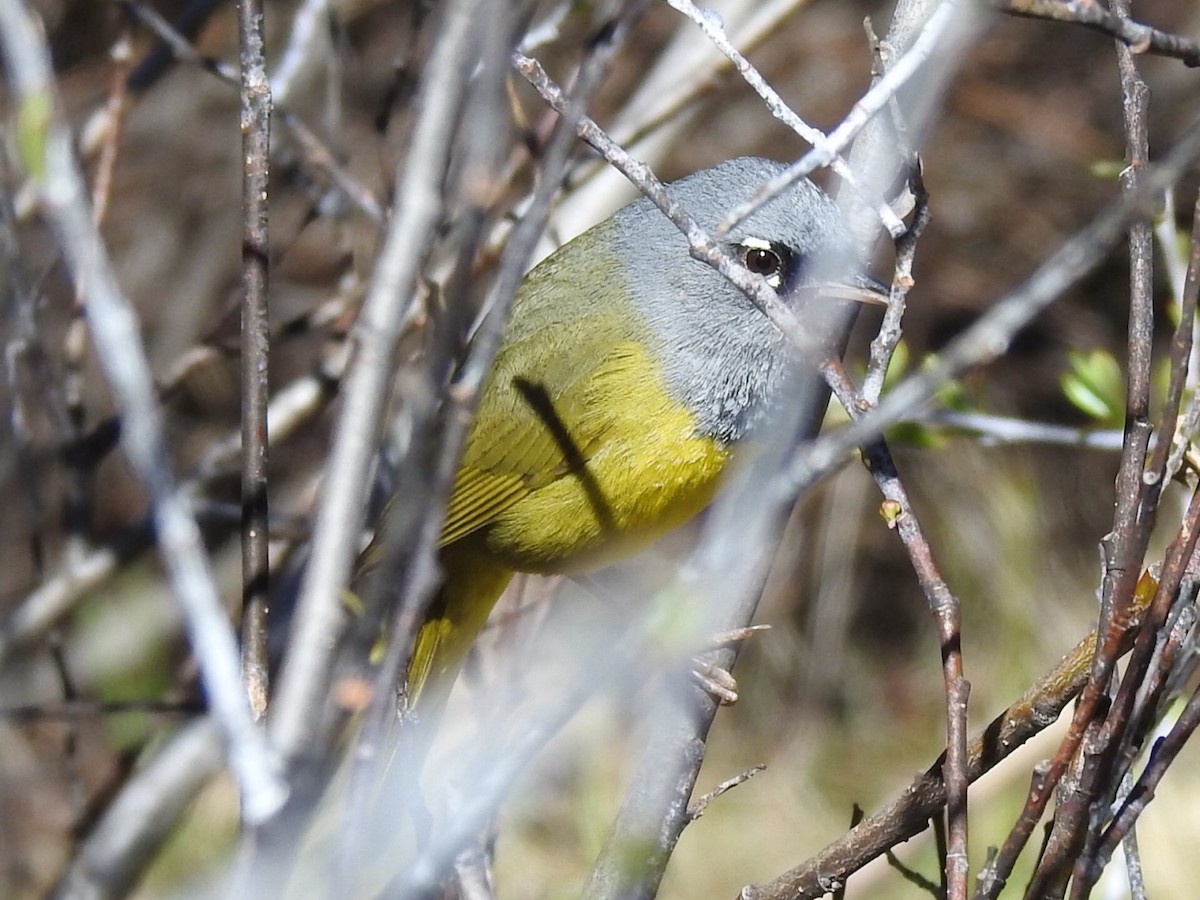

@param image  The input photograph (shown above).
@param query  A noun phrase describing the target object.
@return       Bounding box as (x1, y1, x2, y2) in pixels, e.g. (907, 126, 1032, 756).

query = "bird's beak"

(815, 272, 890, 307)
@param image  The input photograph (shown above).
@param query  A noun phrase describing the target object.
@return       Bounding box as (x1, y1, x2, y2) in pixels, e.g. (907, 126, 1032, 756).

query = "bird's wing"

(440, 309, 630, 546)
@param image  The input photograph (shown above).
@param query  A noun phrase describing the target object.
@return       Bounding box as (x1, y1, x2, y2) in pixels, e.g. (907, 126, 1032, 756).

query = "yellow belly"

(410, 339, 730, 707)
(483, 419, 728, 573)
(478, 341, 731, 573)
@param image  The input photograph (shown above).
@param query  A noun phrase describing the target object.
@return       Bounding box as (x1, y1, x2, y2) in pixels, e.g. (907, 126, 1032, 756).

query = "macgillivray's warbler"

(357, 156, 885, 715)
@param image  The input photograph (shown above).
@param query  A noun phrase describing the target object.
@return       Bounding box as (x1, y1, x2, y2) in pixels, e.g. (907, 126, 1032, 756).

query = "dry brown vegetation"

(3, 1, 1200, 898)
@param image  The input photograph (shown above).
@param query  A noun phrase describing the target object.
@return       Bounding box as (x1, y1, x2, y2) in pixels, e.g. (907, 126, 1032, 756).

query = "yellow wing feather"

(437, 306, 630, 547)
(440, 469, 527, 545)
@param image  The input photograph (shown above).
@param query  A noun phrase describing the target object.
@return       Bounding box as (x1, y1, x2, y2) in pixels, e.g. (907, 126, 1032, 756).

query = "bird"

(359, 156, 883, 716)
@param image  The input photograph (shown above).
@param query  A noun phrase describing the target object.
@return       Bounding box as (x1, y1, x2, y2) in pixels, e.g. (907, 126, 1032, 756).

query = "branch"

(741, 572, 1160, 900)
(717, 0, 979, 236)
(780, 115, 1200, 505)
(114, 0, 383, 223)
(334, 5, 648, 889)
(0, 0, 285, 823)
(665, 0, 905, 237)
(238, 0, 272, 723)
(268, 0, 485, 768)
(0, 354, 342, 669)
(49, 719, 224, 899)
(571, 0, 971, 895)
(993, 0, 1200, 67)
(921, 410, 1125, 450)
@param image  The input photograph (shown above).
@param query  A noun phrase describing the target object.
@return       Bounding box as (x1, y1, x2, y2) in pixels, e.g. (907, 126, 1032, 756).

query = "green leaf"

(1061, 349, 1124, 424)
(880, 341, 910, 390)
(1089, 159, 1125, 181)
(887, 420, 946, 449)
(919, 352, 973, 412)
(17, 90, 52, 181)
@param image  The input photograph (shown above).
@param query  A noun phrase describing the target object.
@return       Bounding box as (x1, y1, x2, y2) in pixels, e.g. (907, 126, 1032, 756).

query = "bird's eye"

(743, 246, 781, 278)
(739, 240, 790, 288)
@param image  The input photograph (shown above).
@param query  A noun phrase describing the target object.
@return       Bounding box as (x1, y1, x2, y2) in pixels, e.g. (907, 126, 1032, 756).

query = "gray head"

(606, 157, 874, 444)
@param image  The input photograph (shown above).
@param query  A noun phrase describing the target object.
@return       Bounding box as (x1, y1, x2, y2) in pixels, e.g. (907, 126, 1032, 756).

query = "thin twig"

(863, 172, 928, 404)
(992, 0, 1200, 67)
(611, 0, 811, 147)
(665, 0, 905, 237)
(860, 437, 970, 900)
(397, 588, 662, 896)
(1064, 486, 1200, 898)
(1019, 8, 1160, 893)
(0, 0, 286, 823)
(269, 0, 486, 771)
(562, 0, 817, 221)
(1068, 184, 1200, 897)
(87, 23, 132, 226)
(0, 352, 344, 669)
(717, 0, 975, 236)
(780, 116, 1200, 508)
(1094, 678, 1200, 871)
(920, 410, 1125, 450)
(114, 0, 382, 223)
(49, 719, 225, 900)
(511, 48, 863, 900)
(334, 3, 642, 888)
(269, 0, 330, 105)
(239, 0, 272, 724)
(744, 115, 1200, 900)
(744, 571, 1160, 900)
(514, 53, 856, 413)
(688, 765, 767, 820)
(572, 1, 958, 894)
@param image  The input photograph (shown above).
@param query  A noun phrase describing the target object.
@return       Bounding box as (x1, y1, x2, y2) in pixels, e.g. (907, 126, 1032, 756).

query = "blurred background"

(3, 0, 1200, 897)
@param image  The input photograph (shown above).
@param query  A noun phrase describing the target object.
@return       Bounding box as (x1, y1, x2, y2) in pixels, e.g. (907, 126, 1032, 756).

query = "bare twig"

(1093, 678, 1200, 873)
(332, 4, 646, 890)
(560, 0, 819, 228)
(860, 437, 970, 900)
(49, 719, 225, 900)
(742, 110, 1200, 900)
(269, 0, 485, 770)
(511, 48, 863, 900)
(60, 23, 134, 581)
(921, 410, 1125, 450)
(1068, 184, 1200, 897)
(269, 0, 330, 105)
(717, 0, 978, 236)
(87, 24, 132, 226)
(398, 602, 648, 896)
(664, 0, 905, 237)
(832, 54, 973, 886)
(114, 0, 383, 223)
(239, 0, 272, 723)
(0, 0, 285, 822)
(1015, 8, 1160, 893)
(689, 765, 767, 820)
(571, 1, 962, 895)
(0, 353, 342, 670)
(863, 172, 928, 404)
(780, 116, 1200, 506)
(744, 571, 1160, 900)
(514, 53, 857, 413)
(992, 0, 1200, 67)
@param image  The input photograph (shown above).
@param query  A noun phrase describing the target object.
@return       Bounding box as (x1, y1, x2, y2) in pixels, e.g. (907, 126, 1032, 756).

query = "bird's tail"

(403, 538, 514, 717)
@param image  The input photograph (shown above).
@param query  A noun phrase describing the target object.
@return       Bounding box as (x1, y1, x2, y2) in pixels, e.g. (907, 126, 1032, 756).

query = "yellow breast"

(453, 339, 731, 574)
